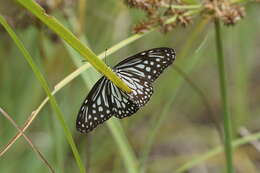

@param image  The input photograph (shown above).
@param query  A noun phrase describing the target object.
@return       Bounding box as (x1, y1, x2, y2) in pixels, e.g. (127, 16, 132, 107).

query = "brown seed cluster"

(125, 0, 246, 33)
(203, 0, 245, 26)
(133, 17, 161, 33)
(124, 0, 163, 14)
(126, 0, 193, 33)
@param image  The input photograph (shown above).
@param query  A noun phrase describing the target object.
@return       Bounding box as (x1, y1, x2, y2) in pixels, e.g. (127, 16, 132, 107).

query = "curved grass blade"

(0, 15, 86, 173)
(65, 38, 139, 173)
(15, 0, 132, 93)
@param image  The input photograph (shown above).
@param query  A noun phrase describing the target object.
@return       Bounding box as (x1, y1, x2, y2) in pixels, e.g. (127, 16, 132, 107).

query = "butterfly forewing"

(76, 47, 176, 133)
(77, 77, 140, 132)
(77, 77, 113, 133)
(115, 47, 176, 82)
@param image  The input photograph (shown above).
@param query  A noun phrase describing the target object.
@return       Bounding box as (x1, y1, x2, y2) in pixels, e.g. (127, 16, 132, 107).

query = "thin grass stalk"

(172, 64, 223, 140)
(141, 35, 210, 173)
(175, 130, 260, 172)
(214, 19, 234, 173)
(107, 119, 139, 173)
(65, 39, 139, 173)
(0, 15, 86, 173)
(0, 108, 55, 173)
(162, 4, 202, 9)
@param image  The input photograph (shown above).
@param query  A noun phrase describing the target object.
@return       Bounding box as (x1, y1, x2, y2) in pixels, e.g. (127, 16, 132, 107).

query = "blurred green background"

(0, 0, 260, 173)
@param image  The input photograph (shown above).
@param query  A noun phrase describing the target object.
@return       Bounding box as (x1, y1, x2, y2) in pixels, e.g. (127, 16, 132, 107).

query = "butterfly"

(76, 47, 176, 133)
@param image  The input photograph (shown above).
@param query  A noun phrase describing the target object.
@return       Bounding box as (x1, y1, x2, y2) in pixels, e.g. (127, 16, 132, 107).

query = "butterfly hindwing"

(116, 71, 154, 107)
(107, 81, 140, 119)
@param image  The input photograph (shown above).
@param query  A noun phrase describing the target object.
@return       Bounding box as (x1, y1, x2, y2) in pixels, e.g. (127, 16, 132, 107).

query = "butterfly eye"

(76, 47, 176, 133)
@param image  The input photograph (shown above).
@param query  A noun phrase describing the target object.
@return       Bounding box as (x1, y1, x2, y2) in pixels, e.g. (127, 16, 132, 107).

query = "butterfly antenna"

(105, 48, 108, 65)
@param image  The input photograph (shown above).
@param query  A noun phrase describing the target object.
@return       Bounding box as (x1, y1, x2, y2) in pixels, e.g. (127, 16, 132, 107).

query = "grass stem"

(214, 19, 234, 173)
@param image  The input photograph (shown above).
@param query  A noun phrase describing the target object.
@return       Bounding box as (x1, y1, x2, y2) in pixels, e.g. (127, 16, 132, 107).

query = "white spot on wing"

(97, 97, 101, 105)
(98, 106, 103, 112)
(136, 64, 145, 69)
(146, 67, 151, 72)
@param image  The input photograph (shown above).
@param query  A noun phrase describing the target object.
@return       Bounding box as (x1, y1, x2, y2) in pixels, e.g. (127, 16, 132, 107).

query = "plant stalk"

(214, 19, 234, 173)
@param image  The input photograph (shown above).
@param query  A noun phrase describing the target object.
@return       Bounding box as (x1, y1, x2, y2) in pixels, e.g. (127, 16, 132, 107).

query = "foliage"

(0, 0, 260, 173)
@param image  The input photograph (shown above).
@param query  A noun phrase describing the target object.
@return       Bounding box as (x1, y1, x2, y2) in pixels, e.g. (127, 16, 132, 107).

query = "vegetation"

(0, 0, 259, 173)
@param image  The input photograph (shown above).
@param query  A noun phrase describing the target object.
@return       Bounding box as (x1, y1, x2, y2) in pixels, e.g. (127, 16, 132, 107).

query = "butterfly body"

(76, 47, 176, 133)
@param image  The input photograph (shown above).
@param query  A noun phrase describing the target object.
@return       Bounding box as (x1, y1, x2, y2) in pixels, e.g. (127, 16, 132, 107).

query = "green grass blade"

(0, 15, 86, 173)
(107, 119, 139, 173)
(15, 0, 132, 93)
